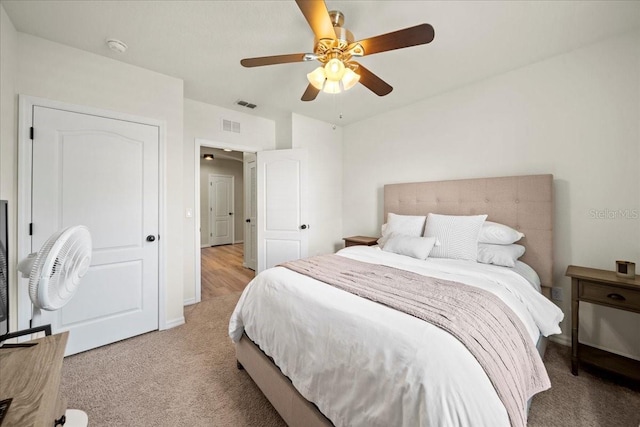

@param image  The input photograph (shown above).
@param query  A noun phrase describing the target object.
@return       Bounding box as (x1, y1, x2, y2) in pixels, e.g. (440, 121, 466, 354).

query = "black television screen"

(0, 200, 8, 339)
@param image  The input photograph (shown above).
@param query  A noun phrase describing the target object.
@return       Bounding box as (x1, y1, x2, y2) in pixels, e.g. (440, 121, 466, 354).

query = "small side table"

(343, 236, 379, 247)
(565, 265, 640, 384)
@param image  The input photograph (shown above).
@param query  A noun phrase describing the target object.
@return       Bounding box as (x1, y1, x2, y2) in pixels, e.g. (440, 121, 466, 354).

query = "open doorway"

(200, 149, 240, 248)
(195, 140, 257, 302)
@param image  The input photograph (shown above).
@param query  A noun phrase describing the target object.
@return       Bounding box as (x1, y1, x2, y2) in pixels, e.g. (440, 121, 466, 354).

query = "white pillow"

(378, 213, 427, 248)
(477, 243, 525, 268)
(513, 261, 541, 292)
(382, 234, 438, 260)
(424, 213, 487, 261)
(478, 221, 524, 245)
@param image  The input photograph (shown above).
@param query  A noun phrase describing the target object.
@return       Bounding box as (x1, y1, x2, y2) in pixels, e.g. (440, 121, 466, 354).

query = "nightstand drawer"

(343, 236, 378, 247)
(579, 280, 640, 311)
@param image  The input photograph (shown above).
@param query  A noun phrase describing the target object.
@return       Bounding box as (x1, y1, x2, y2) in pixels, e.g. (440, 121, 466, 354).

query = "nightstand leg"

(571, 277, 579, 375)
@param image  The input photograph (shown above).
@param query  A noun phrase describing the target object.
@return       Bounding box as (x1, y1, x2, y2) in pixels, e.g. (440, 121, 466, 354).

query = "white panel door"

(31, 106, 159, 355)
(209, 175, 233, 246)
(243, 154, 257, 270)
(257, 149, 308, 273)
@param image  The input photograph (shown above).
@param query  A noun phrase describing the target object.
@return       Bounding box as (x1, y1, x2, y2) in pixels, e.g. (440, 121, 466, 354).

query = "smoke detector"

(106, 39, 128, 53)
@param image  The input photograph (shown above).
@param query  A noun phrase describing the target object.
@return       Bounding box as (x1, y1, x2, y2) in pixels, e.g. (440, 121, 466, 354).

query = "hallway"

(201, 244, 254, 300)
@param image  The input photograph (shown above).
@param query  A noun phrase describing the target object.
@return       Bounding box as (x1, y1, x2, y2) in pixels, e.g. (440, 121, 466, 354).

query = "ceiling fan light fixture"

(341, 68, 360, 91)
(324, 58, 346, 81)
(307, 67, 327, 90)
(308, 62, 360, 94)
(322, 79, 342, 94)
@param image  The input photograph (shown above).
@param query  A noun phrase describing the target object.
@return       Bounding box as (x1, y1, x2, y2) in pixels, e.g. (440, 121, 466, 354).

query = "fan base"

(64, 409, 89, 427)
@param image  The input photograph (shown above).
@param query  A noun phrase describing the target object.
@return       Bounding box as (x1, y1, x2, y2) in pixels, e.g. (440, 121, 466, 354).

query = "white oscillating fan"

(18, 225, 92, 324)
(17, 225, 92, 427)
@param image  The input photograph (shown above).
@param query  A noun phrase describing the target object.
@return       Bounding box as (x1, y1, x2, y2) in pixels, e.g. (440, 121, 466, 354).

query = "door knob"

(146, 235, 156, 242)
(300, 224, 308, 230)
(229, 212, 233, 216)
(246, 219, 251, 223)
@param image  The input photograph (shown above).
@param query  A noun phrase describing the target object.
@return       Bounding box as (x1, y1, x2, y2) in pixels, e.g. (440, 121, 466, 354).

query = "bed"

(229, 174, 563, 427)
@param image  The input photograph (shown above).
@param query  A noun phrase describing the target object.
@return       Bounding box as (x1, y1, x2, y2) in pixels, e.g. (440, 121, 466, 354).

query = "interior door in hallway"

(209, 174, 234, 246)
(30, 105, 159, 355)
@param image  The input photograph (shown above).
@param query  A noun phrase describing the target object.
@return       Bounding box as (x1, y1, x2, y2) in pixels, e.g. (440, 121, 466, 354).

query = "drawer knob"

(607, 293, 626, 301)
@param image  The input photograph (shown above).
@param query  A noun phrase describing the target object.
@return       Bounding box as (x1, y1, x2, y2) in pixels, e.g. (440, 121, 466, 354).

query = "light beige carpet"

(61, 293, 285, 426)
(61, 292, 640, 426)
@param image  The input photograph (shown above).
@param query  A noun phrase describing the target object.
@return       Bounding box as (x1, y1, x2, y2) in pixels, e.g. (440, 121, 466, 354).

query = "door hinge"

(29, 127, 34, 140)
(29, 223, 33, 236)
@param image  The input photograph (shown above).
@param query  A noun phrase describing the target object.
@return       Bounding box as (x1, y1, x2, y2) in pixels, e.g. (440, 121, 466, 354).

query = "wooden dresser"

(566, 265, 640, 384)
(0, 332, 68, 426)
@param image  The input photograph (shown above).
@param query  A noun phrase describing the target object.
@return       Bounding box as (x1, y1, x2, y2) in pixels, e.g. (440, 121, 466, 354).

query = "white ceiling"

(3, 0, 639, 126)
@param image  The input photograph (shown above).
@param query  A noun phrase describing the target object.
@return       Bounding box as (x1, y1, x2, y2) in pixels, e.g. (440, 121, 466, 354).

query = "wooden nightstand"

(565, 265, 640, 384)
(343, 236, 379, 247)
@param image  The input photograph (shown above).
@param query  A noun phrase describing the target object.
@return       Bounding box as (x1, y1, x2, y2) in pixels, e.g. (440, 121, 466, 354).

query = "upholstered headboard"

(384, 175, 553, 296)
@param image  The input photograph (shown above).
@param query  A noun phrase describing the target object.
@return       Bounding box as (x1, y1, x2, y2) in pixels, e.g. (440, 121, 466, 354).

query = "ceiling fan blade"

(295, 0, 337, 41)
(353, 62, 393, 96)
(301, 84, 320, 101)
(241, 53, 307, 67)
(357, 23, 435, 56)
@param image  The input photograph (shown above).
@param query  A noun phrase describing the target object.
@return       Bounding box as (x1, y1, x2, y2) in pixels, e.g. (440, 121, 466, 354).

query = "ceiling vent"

(222, 119, 241, 133)
(236, 100, 257, 109)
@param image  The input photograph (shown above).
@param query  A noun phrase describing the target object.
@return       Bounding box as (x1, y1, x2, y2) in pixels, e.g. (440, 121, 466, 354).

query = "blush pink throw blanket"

(280, 254, 550, 427)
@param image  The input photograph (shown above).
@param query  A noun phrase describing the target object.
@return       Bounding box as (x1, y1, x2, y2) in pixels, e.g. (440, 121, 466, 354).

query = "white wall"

(183, 98, 276, 303)
(199, 158, 244, 245)
(343, 32, 640, 359)
(292, 113, 344, 255)
(0, 5, 19, 333)
(275, 111, 293, 149)
(13, 32, 186, 327)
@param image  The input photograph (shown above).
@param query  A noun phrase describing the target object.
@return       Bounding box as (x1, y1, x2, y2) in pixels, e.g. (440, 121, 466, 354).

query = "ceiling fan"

(240, 0, 435, 101)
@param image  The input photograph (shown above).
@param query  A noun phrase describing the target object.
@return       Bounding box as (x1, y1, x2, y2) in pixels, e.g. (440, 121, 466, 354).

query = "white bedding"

(229, 246, 564, 427)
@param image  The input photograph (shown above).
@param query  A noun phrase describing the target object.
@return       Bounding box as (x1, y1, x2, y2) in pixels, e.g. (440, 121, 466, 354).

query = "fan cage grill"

(28, 226, 92, 311)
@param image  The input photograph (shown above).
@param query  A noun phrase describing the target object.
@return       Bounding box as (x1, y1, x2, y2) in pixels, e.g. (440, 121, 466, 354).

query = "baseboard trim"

(163, 316, 185, 330)
(549, 333, 570, 347)
(183, 297, 197, 306)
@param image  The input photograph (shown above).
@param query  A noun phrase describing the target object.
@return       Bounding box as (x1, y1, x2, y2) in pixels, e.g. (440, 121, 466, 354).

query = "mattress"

(229, 245, 564, 427)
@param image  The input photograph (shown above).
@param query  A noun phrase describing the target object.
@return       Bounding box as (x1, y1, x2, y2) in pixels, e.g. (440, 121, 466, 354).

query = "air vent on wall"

(222, 119, 241, 133)
(236, 100, 257, 109)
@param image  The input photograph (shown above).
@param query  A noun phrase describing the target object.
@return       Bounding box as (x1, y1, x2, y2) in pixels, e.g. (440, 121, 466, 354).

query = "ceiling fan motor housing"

(316, 10, 355, 54)
(313, 11, 362, 69)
